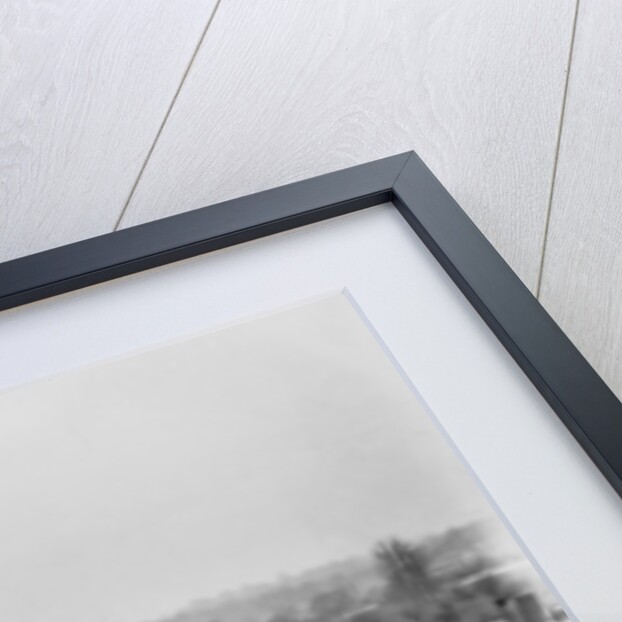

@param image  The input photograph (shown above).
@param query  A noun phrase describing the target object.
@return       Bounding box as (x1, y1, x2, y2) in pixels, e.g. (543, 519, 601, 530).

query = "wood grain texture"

(0, 0, 218, 262)
(539, 1, 622, 399)
(119, 0, 576, 290)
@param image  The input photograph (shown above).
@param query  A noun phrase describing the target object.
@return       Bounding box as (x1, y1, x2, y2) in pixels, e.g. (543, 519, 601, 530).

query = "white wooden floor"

(2, 1, 620, 398)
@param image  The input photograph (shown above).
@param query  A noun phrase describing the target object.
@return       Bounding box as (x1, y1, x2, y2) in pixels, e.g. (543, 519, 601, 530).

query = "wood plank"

(539, 1, 622, 399)
(0, 0, 218, 261)
(119, 0, 576, 290)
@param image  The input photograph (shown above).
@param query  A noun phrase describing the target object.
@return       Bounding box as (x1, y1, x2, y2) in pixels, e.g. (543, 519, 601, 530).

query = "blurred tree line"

(157, 523, 568, 622)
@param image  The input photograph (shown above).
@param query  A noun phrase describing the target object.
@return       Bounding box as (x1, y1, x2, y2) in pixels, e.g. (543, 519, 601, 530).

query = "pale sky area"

(0, 294, 523, 622)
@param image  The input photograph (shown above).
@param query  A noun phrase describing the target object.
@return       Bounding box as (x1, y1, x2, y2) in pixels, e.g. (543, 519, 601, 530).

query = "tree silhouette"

(374, 538, 459, 622)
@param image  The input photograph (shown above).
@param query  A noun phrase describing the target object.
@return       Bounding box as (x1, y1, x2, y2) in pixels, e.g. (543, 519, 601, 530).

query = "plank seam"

(112, 0, 225, 232)
(535, 0, 581, 298)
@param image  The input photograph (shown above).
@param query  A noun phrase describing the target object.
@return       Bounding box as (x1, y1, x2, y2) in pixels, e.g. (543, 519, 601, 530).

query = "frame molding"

(2, 151, 621, 498)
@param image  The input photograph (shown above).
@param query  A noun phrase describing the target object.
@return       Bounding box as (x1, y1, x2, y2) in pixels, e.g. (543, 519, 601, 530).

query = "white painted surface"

(0, 0, 218, 261)
(1, 206, 619, 621)
(118, 0, 576, 289)
(540, 1, 622, 400)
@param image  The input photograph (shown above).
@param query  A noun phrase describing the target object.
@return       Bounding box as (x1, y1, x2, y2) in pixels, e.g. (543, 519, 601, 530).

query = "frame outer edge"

(392, 151, 622, 498)
(0, 153, 411, 312)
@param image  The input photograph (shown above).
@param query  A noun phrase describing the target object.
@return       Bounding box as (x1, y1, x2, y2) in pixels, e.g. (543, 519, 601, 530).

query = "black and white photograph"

(0, 294, 568, 622)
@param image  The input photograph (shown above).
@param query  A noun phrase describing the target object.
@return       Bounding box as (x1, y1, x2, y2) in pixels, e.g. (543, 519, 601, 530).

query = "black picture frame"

(1, 151, 621, 499)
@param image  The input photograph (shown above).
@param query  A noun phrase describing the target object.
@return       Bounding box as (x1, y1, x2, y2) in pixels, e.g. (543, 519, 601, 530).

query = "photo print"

(0, 294, 569, 622)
